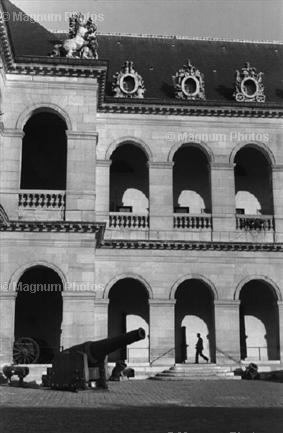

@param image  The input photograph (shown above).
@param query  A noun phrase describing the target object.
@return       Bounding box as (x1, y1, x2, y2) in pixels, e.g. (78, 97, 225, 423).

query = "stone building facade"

(1, 0, 283, 369)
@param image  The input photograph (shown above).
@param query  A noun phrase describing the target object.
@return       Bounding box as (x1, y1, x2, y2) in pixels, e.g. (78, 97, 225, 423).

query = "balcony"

(18, 190, 66, 221)
(173, 213, 212, 230)
(236, 214, 274, 231)
(109, 212, 149, 229)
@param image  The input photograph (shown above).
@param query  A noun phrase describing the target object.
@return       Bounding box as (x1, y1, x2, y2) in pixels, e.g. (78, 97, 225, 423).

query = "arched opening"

(14, 266, 63, 364)
(110, 143, 149, 213)
(173, 145, 211, 214)
(175, 279, 215, 363)
(234, 146, 273, 215)
(108, 278, 149, 363)
(20, 111, 67, 190)
(239, 280, 280, 361)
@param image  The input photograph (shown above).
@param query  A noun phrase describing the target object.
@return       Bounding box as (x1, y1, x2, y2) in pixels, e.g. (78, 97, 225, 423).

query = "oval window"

(242, 78, 257, 97)
(182, 76, 199, 97)
(121, 75, 137, 94)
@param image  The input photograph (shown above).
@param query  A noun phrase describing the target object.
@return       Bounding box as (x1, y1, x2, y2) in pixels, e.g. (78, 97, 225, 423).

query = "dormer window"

(234, 62, 265, 103)
(112, 61, 145, 98)
(172, 59, 205, 101)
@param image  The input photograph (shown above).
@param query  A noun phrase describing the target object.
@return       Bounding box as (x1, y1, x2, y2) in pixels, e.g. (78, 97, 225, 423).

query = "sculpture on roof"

(50, 13, 98, 59)
(112, 61, 145, 98)
(234, 62, 265, 103)
(172, 59, 205, 100)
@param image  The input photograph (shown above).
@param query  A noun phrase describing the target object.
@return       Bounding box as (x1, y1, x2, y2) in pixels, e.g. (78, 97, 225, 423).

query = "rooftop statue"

(51, 13, 98, 59)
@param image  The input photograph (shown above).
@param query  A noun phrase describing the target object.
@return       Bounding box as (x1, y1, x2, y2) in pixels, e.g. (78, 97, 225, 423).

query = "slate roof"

(2, 0, 283, 104)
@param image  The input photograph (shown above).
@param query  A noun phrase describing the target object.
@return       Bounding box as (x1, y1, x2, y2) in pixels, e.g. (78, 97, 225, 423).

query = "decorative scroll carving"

(172, 59, 205, 100)
(112, 61, 145, 98)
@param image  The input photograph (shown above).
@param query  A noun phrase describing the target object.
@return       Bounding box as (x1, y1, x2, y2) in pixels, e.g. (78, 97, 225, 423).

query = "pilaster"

(149, 299, 176, 365)
(65, 131, 97, 221)
(148, 162, 174, 235)
(214, 300, 241, 365)
(210, 162, 235, 241)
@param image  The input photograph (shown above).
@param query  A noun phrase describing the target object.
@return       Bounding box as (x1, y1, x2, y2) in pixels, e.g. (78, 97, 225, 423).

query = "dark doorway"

(14, 266, 63, 363)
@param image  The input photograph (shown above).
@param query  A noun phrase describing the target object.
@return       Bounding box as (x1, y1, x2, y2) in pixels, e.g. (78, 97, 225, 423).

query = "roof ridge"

(97, 32, 283, 45)
(52, 30, 283, 45)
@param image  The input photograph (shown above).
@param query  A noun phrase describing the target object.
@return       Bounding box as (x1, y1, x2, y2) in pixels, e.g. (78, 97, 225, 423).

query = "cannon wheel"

(13, 337, 40, 364)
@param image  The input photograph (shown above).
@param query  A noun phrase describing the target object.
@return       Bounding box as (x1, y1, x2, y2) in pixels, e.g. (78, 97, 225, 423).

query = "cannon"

(47, 328, 145, 391)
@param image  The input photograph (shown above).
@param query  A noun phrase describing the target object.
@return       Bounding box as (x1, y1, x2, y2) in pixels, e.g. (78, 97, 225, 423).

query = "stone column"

(149, 299, 175, 366)
(93, 299, 109, 340)
(0, 129, 24, 219)
(214, 300, 241, 365)
(148, 162, 174, 235)
(0, 292, 16, 364)
(65, 131, 97, 221)
(95, 160, 111, 223)
(210, 163, 235, 241)
(272, 165, 283, 242)
(61, 292, 96, 350)
(278, 301, 283, 364)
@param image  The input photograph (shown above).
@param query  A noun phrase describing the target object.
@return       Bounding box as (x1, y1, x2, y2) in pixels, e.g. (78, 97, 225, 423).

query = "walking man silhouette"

(195, 333, 209, 363)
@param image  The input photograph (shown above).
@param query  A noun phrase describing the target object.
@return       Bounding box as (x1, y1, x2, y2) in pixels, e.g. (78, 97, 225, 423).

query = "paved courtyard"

(1, 380, 283, 433)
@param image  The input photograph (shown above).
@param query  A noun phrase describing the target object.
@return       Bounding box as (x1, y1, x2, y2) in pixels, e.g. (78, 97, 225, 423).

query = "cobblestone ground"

(1, 380, 283, 433)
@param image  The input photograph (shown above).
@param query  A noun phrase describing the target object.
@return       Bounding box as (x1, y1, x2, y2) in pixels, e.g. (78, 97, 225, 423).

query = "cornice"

(0, 5, 14, 70)
(8, 58, 107, 79)
(0, 220, 106, 244)
(98, 100, 283, 118)
(101, 239, 283, 252)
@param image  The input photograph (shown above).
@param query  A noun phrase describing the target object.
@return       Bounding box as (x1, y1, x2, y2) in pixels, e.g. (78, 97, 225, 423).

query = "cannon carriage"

(46, 328, 146, 391)
(13, 336, 59, 364)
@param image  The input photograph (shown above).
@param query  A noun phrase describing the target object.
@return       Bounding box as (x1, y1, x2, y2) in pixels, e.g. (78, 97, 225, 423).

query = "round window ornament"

(181, 76, 200, 97)
(112, 61, 145, 99)
(173, 59, 205, 100)
(120, 74, 139, 95)
(241, 77, 258, 98)
(234, 62, 265, 103)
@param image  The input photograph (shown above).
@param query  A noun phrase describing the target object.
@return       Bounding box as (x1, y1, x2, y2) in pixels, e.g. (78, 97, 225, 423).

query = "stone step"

(151, 375, 241, 381)
(151, 364, 239, 380)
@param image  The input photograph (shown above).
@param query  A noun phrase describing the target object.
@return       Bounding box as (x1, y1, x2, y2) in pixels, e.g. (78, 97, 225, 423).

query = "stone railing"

(109, 212, 149, 229)
(173, 213, 212, 229)
(19, 191, 66, 209)
(236, 214, 274, 231)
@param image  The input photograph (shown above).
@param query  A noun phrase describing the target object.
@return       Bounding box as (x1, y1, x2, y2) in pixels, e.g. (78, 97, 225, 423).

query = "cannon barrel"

(64, 328, 145, 364)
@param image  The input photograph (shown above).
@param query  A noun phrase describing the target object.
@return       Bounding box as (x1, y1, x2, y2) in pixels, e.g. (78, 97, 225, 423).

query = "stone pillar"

(148, 162, 174, 235)
(0, 292, 16, 364)
(210, 163, 235, 241)
(95, 160, 111, 223)
(0, 129, 24, 219)
(272, 165, 283, 242)
(214, 300, 241, 365)
(61, 292, 96, 350)
(93, 299, 109, 340)
(149, 299, 175, 366)
(65, 131, 97, 221)
(278, 301, 283, 364)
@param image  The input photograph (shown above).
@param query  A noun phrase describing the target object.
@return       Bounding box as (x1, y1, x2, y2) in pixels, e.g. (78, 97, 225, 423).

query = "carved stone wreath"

(234, 62, 265, 103)
(112, 61, 145, 98)
(172, 59, 205, 100)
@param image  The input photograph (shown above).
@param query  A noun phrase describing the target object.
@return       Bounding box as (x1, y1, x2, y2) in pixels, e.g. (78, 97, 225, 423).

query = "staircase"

(151, 363, 240, 380)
